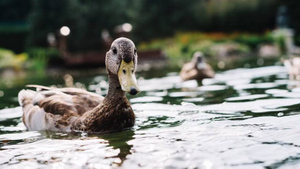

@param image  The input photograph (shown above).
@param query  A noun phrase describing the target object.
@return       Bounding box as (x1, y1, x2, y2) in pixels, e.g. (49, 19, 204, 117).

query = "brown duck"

(18, 37, 140, 132)
(284, 57, 300, 80)
(180, 51, 215, 81)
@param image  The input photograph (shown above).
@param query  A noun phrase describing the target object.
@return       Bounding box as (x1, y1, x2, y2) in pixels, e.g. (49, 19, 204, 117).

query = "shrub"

(0, 48, 28, 70)
(26, 48, 60, 74)
(138, 32, 266, 68)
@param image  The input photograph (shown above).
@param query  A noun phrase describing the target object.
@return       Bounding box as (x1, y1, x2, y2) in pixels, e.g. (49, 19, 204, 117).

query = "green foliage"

(5, 0, 300, 56)
(0, 48, 60, 74)
(28, 0, 81, 48)
(28, 0, 138, 52)
(138, 32, 271, 67)
(26, 48, 51, 75)
(272, 29, 288, 53)
(132, 0, 198, 42)
(133, 0, 279, 42)
(233, 34, 274, 50)
(195, 0, 279, 32)
(26, 0, 282, 51)
(27, 48, 59, 59)
(0, 48, 28, 70)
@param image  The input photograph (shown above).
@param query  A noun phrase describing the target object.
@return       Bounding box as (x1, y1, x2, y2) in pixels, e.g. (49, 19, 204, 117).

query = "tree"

(132, 0, 199, 42)
(28, 0, 137, 52)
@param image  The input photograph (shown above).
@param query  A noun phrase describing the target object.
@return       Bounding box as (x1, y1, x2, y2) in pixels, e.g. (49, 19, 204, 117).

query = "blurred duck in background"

(284, 57, 300, 80)
(180, 51, 215, 81)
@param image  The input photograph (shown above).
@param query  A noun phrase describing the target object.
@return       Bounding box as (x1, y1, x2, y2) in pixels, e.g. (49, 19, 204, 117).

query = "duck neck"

(74, 71, 134, 132)
(106, 72, 126, 100)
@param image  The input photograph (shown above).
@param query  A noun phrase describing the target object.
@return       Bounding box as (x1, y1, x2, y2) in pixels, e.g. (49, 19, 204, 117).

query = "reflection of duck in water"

(284, 57, 300, 80)
(18, 37, 140, 132)
(100, 130, 134, 166)
(180, 51, 215, 81)
(39, 129, 135, 167)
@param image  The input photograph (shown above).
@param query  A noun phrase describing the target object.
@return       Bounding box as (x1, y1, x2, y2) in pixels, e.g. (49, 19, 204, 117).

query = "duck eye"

(131, 69, 134, 73)
(112, 48, 117, 54)
(134, 49, 137, 54)
(123, 69, 126, 74)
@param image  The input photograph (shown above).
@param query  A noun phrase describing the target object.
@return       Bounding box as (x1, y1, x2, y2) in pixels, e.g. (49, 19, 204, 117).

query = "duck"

(180, 51, 215, 81)
(18, 37, 140, 132)
(284, 57, 300, 80)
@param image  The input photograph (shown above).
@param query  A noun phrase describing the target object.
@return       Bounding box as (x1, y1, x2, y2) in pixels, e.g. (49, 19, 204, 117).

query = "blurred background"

(2, 1, 300, 168)
(0, 0, 299, 86)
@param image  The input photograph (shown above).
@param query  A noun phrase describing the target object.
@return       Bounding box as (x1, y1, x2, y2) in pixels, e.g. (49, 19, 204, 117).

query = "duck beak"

(118, 60, 140, 95)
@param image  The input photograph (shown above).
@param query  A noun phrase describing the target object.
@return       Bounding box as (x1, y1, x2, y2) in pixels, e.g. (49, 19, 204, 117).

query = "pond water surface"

(0, 65, 300, 169)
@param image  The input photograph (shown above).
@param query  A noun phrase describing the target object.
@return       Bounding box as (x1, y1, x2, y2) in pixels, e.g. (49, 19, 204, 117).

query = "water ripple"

(0, 65, 300, 168)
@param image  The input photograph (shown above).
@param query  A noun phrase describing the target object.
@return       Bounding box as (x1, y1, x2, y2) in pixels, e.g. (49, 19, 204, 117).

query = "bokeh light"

(122, 23, 132, 32)
(60, 26, 70, 36)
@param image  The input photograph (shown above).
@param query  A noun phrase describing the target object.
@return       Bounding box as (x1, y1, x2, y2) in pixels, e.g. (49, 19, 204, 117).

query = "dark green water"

(1, 63, 300, 168)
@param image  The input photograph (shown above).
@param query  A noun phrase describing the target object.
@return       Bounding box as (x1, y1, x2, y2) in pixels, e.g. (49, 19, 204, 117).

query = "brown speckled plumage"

(284, 57, 300, 80)
(180, 51, 215, 81)
(18, 37, 139, 132)
(73, 73, 135, 132)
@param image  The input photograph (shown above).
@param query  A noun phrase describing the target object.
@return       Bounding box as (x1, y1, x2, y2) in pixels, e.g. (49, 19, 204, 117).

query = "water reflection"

(0, 130, 135, 168)
(0, 65, 300, 168)
(40, 130, 135, 167)
(98, 130, 134, 166)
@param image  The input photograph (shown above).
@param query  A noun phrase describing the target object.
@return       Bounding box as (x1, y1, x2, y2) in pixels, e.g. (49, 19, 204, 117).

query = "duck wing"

(18, 85, 104, 131)
(180, 62, 197, 81)
(200, 64, 215, 78)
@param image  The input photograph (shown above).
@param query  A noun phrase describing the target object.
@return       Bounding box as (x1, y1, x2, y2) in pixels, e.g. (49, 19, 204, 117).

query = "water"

(1, 65, 300, 169)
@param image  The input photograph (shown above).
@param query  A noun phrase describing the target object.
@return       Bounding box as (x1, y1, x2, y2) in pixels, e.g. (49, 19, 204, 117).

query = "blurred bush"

(0, 48, 28, 70)
(27, 0, 138, 52)
(27, 48, 59, 59)
(133, 0, 279, 42)
(233, 34, 274, 50)
(138, 32, 276, 67)
(272, 29, 289, 54)
(27, 0, 281, 51)
(26, 48, 60, 73)
(2, 0, 300, 56)
(0, 47, 60, 74)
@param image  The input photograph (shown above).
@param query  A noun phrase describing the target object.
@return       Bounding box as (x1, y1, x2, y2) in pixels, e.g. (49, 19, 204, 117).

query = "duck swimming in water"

(284, 57, 300, 80)
(18, 37, 140, 132)
(180, 51, 215, 81)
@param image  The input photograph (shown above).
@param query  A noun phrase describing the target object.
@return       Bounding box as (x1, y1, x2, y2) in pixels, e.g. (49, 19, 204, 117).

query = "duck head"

(106, 37, 140, 95)
(192, 51, 207, 70)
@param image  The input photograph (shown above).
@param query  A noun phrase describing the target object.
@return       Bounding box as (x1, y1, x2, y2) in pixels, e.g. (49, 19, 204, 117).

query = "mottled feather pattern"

(18, 86, 104, 131)
(284, 57, 300, 80)
(73, 97, 135, 132)
(18, 37, 138, 132)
